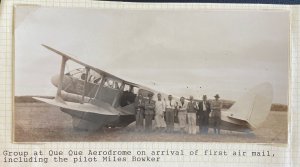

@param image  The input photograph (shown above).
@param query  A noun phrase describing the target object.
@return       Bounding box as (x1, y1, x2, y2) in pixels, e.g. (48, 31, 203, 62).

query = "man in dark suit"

(187, 96, 198, 134)
(144, 93, 156, 132)
(134, 93, 145, 132)
(197, 95, 211, 134)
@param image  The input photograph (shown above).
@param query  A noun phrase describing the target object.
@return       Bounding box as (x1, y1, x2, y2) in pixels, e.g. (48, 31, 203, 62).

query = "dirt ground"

(14, 102, 288, 143)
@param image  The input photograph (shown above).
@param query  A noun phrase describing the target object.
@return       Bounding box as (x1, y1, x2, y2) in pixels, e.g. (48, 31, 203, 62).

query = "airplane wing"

(42, 44, 167, 94)
(42, 44, 142, 88)
(33, 97, 132, 115)
(35, 44, 162, 116)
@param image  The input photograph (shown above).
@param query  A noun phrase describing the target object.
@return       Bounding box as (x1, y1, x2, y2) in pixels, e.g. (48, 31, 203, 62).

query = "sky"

(14, 6, 289, 104)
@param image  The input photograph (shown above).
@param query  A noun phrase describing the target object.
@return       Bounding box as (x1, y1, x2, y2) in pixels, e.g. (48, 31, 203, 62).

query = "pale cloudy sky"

(15, 6, 289, 104)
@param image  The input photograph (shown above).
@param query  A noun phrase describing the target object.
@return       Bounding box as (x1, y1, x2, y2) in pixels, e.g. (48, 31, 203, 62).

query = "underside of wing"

(33, 97, 130, 115)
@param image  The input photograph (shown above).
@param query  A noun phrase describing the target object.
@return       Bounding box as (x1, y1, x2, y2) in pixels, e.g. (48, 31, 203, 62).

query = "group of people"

(134, 92, 223, 135)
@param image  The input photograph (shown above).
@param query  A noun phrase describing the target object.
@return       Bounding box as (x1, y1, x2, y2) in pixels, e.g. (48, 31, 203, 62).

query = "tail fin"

(227, 82, 273, 129)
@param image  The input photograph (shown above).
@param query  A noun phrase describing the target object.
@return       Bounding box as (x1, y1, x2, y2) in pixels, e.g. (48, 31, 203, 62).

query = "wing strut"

(81, 67, 90, 104)
(55, 56, 68, 103)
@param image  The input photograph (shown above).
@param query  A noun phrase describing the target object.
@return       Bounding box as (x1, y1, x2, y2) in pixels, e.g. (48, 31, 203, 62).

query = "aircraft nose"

(51, 74, 60, 87)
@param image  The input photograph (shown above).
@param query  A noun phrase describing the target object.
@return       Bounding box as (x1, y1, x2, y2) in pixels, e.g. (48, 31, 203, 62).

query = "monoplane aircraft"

(34, 45, 273, 132)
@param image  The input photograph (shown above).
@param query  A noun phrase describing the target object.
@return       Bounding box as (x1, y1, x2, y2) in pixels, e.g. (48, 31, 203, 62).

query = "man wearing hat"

(211, 94, 223, 134)
(144, 93, 156, 132)
(197, 95, 211, 134)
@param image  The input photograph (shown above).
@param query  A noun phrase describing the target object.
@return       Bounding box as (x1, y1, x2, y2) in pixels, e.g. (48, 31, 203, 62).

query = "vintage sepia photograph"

(14, 6, 289, 143)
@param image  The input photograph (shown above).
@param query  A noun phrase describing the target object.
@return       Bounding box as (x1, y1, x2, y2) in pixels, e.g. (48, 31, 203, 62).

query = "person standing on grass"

(187, 96, 198, 134)
(211, 94, 222, 135)
(134, 93, 145, 132)
(144, 93, 156, 132)
(198, 95, 211, 134)
(154, 93, 166, 132)
(165, 95, 177, 133)
(177, 97, 188, 133)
